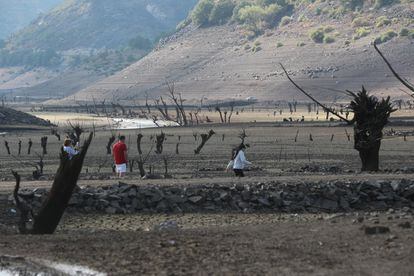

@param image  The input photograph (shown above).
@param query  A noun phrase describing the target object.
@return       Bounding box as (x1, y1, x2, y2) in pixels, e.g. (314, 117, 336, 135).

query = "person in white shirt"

(63, 138, 79, 160)
(226, 144, 252, 177)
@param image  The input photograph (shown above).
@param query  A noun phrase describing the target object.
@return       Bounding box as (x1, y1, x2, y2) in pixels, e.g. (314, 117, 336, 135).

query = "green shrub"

(398, 27, 410, 36)
(323, 36, 335, 43)
(231, 1, 251, 21)
(128, 35, 152, 50)
(329, 6, 346, 18)
(374, 0, 399, 8)
(176, 18, 192, 31)
(257, 0, 288, 7)
(297, 42, 306, 47)
(344, 40, 351, 45)
(276, 42, 284, 47)
(374, 30, 398, 44)
(323, 26, 335, 33)
(375, 16, 391, 27)
(352, 17, 371, 27)
(340, 0, 364, 10)
(209, 0, 235, 25)
(237, 5, 266, 25)
(192, 0, 215, 26)
(252, 45, 262, 52)
(279, 16, 291, 26)
(309, 28, 325, 43)
(353, 27, 371, 39)
(315, 7, 322, 15)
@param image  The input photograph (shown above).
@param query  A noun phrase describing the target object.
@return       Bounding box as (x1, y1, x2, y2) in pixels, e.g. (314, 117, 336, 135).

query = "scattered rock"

(364, 226, 390, 235)
(398, 222, 411, 229)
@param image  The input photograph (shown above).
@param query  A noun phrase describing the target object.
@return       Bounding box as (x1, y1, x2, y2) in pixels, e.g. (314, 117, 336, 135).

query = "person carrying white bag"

(226, 144, 252, 177)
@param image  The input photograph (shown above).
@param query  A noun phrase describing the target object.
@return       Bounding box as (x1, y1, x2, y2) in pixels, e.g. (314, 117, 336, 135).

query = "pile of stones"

(12, 179, 414, 215)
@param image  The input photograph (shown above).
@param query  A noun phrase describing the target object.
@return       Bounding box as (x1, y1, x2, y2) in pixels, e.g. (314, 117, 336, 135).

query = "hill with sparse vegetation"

(0, 0, 198, 100)
(54, 0, 414, 105)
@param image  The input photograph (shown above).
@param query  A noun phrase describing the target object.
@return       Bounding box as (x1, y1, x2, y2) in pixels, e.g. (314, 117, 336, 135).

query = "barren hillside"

(54, 0, 414, 105)
(0, 0, 197, 100)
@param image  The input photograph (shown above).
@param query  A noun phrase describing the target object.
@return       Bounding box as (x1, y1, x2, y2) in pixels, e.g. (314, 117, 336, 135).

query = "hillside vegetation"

(0, 0, 198, 98)
(55, 0, 414, 104)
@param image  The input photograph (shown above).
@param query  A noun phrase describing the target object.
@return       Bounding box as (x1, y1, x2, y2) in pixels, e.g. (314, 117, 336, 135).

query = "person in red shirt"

(112, 135, 128, 177)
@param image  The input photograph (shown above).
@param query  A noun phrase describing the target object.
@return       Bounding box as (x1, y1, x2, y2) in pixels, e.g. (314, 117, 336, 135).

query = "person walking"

(226, 144, 252, 177)
(112, 135, 128, 177)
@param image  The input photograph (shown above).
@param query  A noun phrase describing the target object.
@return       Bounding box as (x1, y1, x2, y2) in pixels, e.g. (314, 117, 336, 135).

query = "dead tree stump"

(4, 141, 10, 155)
(106, 135, 116, 154)
(194, 130, 215, 154)
(155, 132, 165, 154)
(137, 133, 143, 155)
(40, 137, 48, 155)
(27, 139, 33, 155)
(13, 132, 93, 234)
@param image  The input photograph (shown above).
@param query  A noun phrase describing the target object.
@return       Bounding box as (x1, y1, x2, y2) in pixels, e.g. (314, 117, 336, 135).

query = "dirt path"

(2, 173, 414, 193)
(1, 212, 413, 275)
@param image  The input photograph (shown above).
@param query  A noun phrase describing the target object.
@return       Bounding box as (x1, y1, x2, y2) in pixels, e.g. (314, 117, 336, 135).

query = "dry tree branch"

(12, 171, 32, 234)
(374, 42, 414, 93)
(280, 63, 351, 123)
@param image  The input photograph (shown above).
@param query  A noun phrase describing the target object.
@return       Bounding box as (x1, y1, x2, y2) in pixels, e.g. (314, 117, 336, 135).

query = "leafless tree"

(155, 132, 165, 154)
(374, 42, 414, 95)
(27, 139, 33, 155)
(4, 140, 10, 155)
(167, 82, 188, 126)
(106, 135, 116, 155)
(40, 137, 48, 155)
(136, 133, 143, 155)
(12, 132, 93, 234)
(194, 129, 215, 154)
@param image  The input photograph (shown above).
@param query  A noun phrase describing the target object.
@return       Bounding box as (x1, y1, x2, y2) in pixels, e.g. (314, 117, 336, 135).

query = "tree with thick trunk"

(281, 64, 395, 171)
(13, 132, 93, 234)
(348, 87, 395, 171)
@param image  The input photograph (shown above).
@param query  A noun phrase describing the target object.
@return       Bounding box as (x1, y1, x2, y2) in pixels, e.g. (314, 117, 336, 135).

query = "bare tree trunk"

(137, 133, 143, 155)
(4, 141, 10, 155)
(28, 139, 33, 155)
(215, 106, 224, 123)
(155, 132, 165, 154)
(106, 135, 116, 154)
(41, 137, 48, 155)
(194, 130, 215, 154)
(137, 160, 146, 177)
(14, 133, 93, 234)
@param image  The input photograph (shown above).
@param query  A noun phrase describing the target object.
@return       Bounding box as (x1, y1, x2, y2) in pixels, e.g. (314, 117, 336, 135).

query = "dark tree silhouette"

(40, 137, 48, 155)
(281, 64, 395, 171)
(136, 133, 143, 155)
(155, 132, 165, 154)
(106, 135, 116, 154)
(194, 129, 215, 154)
(13, 132, 93, 234)
(4, 141, 10, 155)
(348, 87, 395, 171)
(27, 139, 33, 155)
